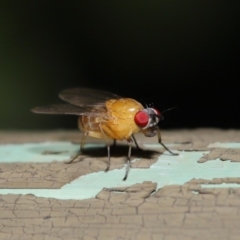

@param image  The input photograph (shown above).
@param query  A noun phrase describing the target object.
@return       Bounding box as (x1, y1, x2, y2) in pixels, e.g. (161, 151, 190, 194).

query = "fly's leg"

(123, 139, 133, 181)
(99, 124, 111, 172)
(65, 132, 88, 164)
(80, 132, 88, 153)
(106, 144, 111, 171)
(112, 139, 117, 148)
(157, 127, 178, 156)
(132, 134, 141, 150)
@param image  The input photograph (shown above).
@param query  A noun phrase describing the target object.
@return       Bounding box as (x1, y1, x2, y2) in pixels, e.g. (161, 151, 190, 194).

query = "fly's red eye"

(134, 111, 149, 128)
(153, 108, 160, 116)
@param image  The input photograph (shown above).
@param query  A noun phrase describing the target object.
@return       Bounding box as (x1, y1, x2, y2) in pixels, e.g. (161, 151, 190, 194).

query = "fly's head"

(134, 107, 163, 137)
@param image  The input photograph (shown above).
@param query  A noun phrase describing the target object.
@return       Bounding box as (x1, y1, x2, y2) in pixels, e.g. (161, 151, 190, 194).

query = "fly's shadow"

(65, 143, 162, 169)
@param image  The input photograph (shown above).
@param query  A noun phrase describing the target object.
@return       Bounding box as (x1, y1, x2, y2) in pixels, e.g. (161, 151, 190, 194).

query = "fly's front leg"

(157, 127, 178, 156)
(123, 138, 133, 181)
(132, 134, 141, 150)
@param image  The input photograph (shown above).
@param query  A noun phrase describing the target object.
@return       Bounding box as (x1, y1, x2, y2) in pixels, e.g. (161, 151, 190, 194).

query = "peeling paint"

(0, 142, 240, 200)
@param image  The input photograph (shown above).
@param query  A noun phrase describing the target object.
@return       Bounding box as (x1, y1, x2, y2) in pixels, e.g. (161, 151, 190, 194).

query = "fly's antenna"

(156, 107, 177, 121)
(161, 106, 177, 115)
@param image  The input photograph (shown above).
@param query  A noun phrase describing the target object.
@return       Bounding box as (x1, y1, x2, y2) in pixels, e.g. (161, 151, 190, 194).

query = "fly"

(32, 88, 178, 180)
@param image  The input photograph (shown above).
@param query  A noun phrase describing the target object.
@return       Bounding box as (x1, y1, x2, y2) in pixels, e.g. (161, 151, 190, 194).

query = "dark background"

(1, 1, 239, 130)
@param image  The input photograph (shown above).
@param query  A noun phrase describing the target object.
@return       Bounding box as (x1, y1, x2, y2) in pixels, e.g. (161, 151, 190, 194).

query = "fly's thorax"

(106, 98, 144, 120)
(103, 98, 144, 140)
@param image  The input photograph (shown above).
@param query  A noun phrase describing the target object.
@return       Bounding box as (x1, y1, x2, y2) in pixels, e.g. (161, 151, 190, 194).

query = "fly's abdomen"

(78, 115, 102, 133)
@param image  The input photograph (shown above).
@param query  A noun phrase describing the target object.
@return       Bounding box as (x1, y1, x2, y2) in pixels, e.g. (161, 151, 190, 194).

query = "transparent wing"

(59, 88, 122, 107)
(31, 103, 105, 116)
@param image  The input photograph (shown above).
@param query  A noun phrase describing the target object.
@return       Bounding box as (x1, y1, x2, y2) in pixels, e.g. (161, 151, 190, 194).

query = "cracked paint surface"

(1, 182, 240, 240)
(1, 150, 240, 200)
(1, 129, 240, 240)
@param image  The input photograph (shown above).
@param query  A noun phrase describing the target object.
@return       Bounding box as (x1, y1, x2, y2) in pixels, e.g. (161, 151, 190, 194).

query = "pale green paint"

(208, 142, 240, 148)
(201, 183, 240, 188)
(145, 142, 240, 149)
(143, 143, 179, 149)
(0, 142, 104, 163)
(0, 142, 240, 200)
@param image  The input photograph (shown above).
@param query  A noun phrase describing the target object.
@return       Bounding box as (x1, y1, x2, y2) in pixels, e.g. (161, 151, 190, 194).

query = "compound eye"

(134, 111, 149, 128)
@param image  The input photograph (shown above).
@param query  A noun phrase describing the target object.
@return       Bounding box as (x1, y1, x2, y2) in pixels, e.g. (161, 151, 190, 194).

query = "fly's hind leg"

(65, 132, 88, 164)
(157, 127, 178, 156)
(123, 138, 133, 181)
(80, 132, 87, 153)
